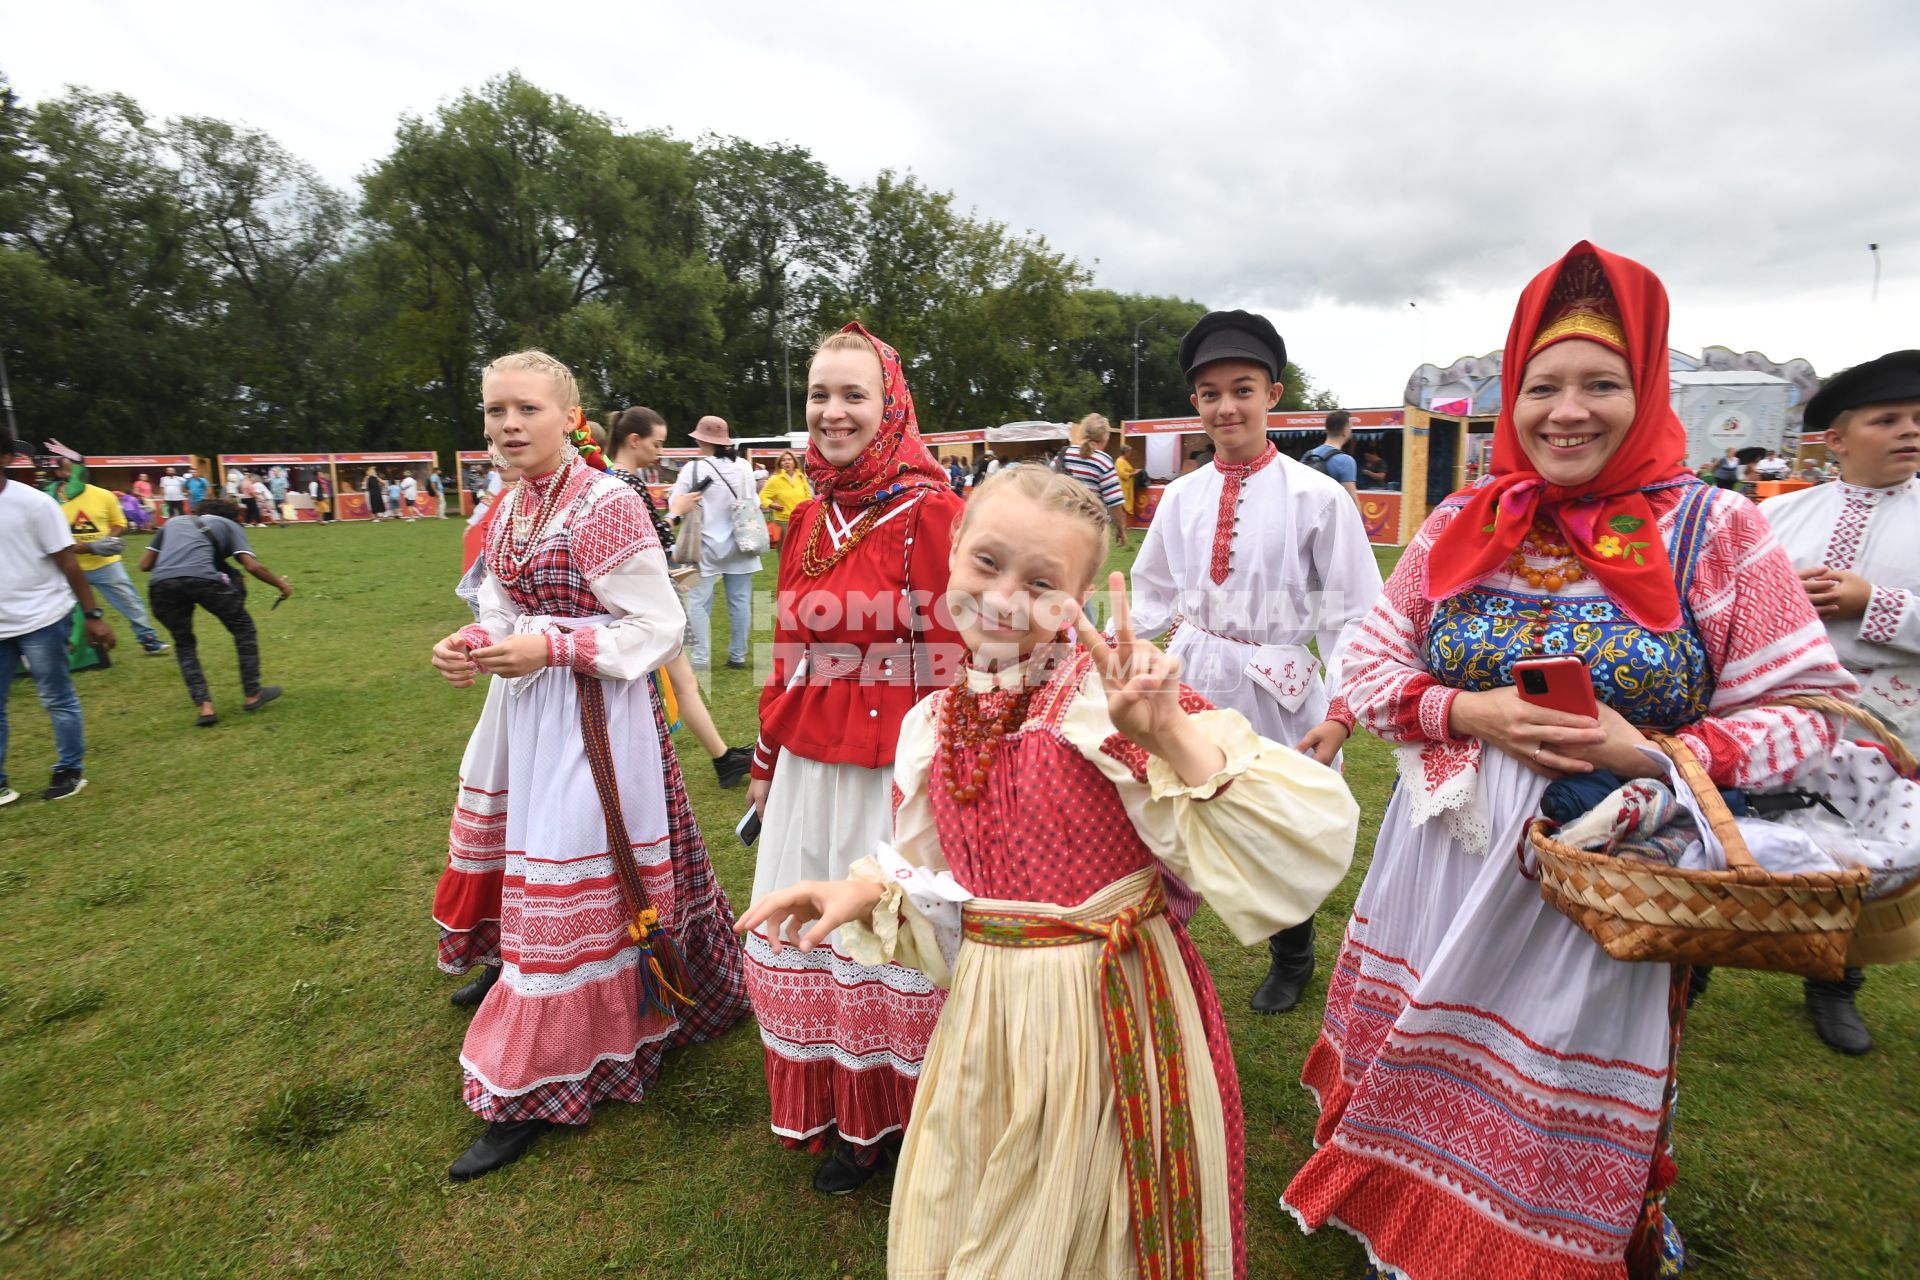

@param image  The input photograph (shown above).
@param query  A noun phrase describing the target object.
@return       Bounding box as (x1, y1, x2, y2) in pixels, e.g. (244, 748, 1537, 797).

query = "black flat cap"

(1179, 310, 1287, 383)
(1805, 349, 1920, 431)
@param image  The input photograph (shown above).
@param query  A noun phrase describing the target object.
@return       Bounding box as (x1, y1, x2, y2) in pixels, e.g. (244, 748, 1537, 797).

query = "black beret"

(1805, 349, 1920, 431)
(1179, 310, 1287, 383)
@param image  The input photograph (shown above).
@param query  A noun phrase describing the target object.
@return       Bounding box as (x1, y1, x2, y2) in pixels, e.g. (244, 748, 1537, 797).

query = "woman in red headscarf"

(743, 323, 965, 1193)
(1280, 244, 1856, 1279)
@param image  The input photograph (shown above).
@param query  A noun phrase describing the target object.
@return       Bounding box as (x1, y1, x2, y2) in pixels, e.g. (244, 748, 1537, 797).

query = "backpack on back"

(1301, 444, 1340, 476)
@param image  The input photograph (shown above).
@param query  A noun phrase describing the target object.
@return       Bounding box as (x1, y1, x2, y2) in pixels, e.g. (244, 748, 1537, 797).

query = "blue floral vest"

(1424, 480, 1717, 730)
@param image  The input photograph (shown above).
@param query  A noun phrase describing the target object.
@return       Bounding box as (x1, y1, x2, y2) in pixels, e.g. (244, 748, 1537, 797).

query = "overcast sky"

(10, 0, 1919, 407)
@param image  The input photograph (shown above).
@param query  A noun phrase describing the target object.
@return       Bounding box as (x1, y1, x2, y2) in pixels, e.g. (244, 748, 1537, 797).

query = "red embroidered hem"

(760, 1046, 921, 1148)
(1285, 1147, 1631, 1280)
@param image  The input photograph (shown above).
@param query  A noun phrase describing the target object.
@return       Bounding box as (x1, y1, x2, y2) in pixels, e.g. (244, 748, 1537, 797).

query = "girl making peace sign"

(737, 463, 1358, 1280)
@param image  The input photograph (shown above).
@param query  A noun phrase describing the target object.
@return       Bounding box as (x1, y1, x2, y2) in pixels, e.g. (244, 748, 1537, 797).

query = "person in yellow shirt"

(757, 449, 812, 544)
(49, 458, 168, 655)
(1113, 447, 1139, 546)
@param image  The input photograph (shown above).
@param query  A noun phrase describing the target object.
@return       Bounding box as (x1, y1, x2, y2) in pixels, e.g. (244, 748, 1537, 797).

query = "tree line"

(0, 71, 1337, 457)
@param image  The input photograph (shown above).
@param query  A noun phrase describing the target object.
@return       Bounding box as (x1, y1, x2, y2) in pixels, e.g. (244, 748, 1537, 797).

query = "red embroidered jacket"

(753, 487, 966, 780)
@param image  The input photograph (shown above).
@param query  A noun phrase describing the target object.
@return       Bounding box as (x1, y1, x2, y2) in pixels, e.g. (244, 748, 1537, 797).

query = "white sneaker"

(0, 787, 18, 807)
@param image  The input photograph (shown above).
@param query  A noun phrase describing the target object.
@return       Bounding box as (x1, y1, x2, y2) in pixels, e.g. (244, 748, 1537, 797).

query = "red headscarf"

(1423, 241, 1693, 631)
(805, 322, 950, 508)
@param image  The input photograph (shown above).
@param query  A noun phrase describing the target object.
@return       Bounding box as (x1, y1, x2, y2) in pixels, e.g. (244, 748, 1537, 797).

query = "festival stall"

(455, 449, 493, 517)
(655, 447, 698, 509)
(332, 451, 439, 520)
(7, 454, 211, 527)
(218, 453, 335, 522)
(922, 428, 987, 468)
(1121, 409, 1408, 544)
(983, 420, 1073, 467)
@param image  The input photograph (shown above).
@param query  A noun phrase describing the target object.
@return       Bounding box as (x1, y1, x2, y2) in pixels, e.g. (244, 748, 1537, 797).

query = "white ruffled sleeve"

(1069, 674, 1359, 946)
(836, 696, 970, 987)
(539, 483, 686, 682)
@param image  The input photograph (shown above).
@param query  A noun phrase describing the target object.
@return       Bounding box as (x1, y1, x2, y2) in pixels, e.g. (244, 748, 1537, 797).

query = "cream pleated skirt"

(889, 867, 1234, 1280)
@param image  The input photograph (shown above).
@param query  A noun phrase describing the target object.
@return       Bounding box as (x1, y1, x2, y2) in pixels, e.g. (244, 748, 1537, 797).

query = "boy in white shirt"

(1129, 311, 1382, 1013)
(1761, 349, 1920, 1056)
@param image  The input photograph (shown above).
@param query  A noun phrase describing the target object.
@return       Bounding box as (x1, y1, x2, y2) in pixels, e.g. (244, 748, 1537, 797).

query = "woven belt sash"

(573, 667, 695, 1019)
(961, 879, 1202, 1280)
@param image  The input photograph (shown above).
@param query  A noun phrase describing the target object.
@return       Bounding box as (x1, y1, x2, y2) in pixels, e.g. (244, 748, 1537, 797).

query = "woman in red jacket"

(745, 323, 965, 1193)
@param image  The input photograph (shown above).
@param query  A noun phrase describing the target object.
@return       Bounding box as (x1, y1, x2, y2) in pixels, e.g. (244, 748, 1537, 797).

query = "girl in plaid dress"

(429, 350, 749, 1181)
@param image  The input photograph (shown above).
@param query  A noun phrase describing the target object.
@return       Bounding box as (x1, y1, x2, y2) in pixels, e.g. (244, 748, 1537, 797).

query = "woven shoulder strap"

(1662, 480, 1718, 598)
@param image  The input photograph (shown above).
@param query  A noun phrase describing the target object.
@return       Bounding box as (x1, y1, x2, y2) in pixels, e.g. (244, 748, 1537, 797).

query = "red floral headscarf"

(805, 322, 950, 508)
(1424, 241, 1693, 631)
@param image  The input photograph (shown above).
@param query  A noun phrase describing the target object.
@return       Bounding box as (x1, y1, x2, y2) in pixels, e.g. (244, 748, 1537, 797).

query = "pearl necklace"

(501, 468, 572, 572)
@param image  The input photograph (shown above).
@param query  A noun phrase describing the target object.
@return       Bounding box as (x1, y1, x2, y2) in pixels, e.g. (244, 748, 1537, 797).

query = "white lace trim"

(1393, 741, 1491, 856)
(756, 1027, 929, 1075)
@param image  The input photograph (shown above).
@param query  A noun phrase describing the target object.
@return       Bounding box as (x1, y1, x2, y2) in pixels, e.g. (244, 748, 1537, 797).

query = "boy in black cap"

(1128, 310, 1382, 1014)
(1760, 349, 1920, 1055)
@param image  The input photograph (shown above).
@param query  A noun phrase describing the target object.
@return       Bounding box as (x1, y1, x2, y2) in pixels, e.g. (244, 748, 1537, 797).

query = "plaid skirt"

(456, 675, 748, 1128)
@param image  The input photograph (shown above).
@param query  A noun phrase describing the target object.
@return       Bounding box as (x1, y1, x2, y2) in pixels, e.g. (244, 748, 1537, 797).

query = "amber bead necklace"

(1507, 520, 1585, 593)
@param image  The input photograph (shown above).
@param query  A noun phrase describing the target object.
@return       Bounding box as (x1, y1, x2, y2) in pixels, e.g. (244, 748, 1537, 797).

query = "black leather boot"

(812, 1136, 892, 1195)
(712, 745, 753, 790)
(449, 964, 500, 1009)
(1685, 965, 1713, 1009)
(1804, 967, 1872, 1055)
(1250, 918, 1316, 1014)
(448, 1119, 549, 1181)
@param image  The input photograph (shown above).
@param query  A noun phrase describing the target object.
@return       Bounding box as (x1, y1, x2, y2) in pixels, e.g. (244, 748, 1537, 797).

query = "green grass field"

(3, 519, 1915, 1278)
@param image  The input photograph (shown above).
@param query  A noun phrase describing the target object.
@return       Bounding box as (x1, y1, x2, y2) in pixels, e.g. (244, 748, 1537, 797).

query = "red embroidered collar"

(1213, 444, 1279, 481)
(1208, 445, 1278, 584)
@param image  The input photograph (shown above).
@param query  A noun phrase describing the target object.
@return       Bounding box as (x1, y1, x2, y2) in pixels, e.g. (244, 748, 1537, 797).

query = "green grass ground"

(2, 519, 1915, 1278)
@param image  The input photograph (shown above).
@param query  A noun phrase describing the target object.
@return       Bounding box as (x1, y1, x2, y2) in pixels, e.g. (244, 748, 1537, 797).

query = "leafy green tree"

(1039, 289, 1207, 425)
(0, 67, 1330, 459)
(171, 116, 356, 449)
(834, 171, 1089, 431)
(1, 87, 217, 451)
(360, 73, 724, 448)
(695, 136, 854, 434)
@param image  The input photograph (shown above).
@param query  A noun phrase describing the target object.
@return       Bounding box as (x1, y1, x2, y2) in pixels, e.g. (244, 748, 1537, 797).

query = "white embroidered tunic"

(1131, 447, 1382, 743)
(1762, 477, 1920, 741)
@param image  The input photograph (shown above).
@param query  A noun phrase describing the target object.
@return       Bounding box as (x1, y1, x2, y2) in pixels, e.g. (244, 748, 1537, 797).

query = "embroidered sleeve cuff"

(1673, 729, 1719, 785)
(543, 626, 601, 674)
(839, 848, 963, 986)
(1327, 695, 1356, 731)
(1147, 709, 1263, 802)
(1861, 585, 1912, 646)
(456, 623, 492, 652)
(1419, 685, 1460, 743)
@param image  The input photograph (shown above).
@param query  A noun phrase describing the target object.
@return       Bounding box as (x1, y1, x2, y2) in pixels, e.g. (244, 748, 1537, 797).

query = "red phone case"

(1513, 656, 1599, 719)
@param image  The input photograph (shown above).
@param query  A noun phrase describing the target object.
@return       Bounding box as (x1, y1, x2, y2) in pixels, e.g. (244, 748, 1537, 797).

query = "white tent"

(1670, 370, 1793, 461)
(985, 420, 1073, 444)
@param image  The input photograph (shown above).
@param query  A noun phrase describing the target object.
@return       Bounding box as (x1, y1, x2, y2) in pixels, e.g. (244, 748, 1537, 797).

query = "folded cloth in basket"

(1764, 740, 1920, 899)
(1557, 778, 1703, 867)
(1542, 769, 1751, 826)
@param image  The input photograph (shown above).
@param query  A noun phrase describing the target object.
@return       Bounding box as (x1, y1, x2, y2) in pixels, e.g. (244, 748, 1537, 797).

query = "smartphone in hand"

(1513, 656, 1599, 719)
(736, 806, 762, 847)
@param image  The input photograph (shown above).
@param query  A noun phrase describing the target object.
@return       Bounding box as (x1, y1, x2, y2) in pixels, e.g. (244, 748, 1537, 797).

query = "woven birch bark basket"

(1529, 722, 1871, 982)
